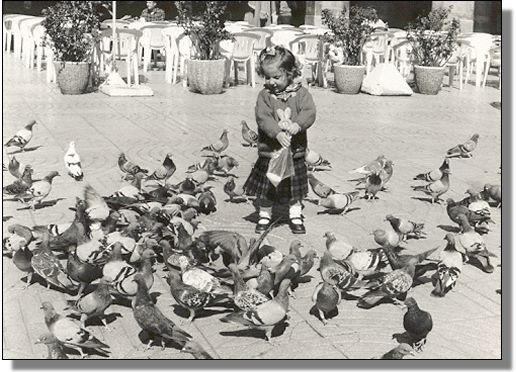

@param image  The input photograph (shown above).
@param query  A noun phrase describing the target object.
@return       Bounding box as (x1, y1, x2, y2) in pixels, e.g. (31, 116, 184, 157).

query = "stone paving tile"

(2, 53, 501, 359)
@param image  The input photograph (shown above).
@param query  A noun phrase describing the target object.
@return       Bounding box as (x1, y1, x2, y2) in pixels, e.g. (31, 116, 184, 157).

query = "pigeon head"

(323, 231, 335, 240)
(385, 214, 394, 222)
(227, 157, 239, 168)
(483, 183, 492, 191)
(289, 240, 303, 251)
(404, 297, 417, 308)
(305, 249, 318, 260)
(141, 249, 157, 260)
(444, 233, 455, 244)
(471, 133, 480, 142)
(25, 120, 37, 130)
(396, 343, 415, 356)
(40, 302, 55, 312)
(69, 141, 76, 149)
(35, 333, 58, 345)
(45, 171, 60, 182)
(445, 198, 455, 206)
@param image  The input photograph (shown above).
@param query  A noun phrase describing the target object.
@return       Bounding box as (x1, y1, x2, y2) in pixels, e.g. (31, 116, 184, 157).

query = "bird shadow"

(437, 224, 461, 233)
(171, 305, 232, 320)
(16, 198, 66, 211)
(410, 196, 441, 205)
(7, 145, 43, 155)
(2, 216, 13, 222)
(316, 207, 361, 215)
(304, 198, 319, 205)
(309, 305, 339, 323)
(307, 167, 332, 172)
(392, 331, 413, 344)
(224, 198, 248, 204)
(220, 322, 288, 340)
(412, 276, 434, 288)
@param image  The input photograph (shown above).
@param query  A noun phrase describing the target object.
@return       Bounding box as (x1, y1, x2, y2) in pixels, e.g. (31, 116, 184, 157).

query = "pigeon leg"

(287, 287, 296, 299)
(80, 314, 88, 329)
(145, 339, 154, 351)
(392, 298, 406, 310)
(414, 338, 426, 352)
(187, 309, 196, 323)
(264, 328, 273, 343)
(46, 282, 51, 291)
(75, 282, 87, 300)
(161, 338, 166, 350)
(318, 309, 328, 325)
(23, 272, 33, 289)
(78, 348, 86, 359)
(101, 317, 110, 331)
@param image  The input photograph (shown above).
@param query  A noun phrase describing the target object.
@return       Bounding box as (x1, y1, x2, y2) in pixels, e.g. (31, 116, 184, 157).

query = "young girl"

(243, 46, 316, 234)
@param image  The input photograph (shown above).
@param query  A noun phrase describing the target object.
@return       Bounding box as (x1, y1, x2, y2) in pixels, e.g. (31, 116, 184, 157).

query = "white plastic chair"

(99, 28, 143, 86)
(228, 32, 260, 87)
(484, 44, 501, 89)
(445, 44, 470, 90)
(245, 27, 273, 58)
(138, 23, 168, 73)
(11, 15, 35, 59)
(302, 27, 330, 36)
(28, 23, 46, 70)
(3, 14, 21, 53)
(362, 31, 389, 74)
(270, 29, 303, 50)
(177, 33, 194, 87)
(21, 18, 43, 68)
(161, 26, 184, 84)
(290, 34, 321, 85)
(388, 37, 411, 79)
(462, 33, 494, 87)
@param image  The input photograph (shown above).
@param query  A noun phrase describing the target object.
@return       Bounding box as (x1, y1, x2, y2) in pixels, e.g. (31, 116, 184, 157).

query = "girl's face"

(262, 62, 290, 94)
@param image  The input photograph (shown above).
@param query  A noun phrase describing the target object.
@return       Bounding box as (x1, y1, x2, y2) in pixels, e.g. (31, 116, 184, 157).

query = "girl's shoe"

(289, 218, 306, 234)
(255, 217, 271, 233)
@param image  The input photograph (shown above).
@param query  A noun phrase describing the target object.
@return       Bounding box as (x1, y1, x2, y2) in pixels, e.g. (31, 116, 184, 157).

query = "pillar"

(305, 1, 349, 26)
(432, 1, 475, 33)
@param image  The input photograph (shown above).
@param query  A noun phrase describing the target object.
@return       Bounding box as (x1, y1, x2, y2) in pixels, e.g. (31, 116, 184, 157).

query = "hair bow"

(265, 46, 276, 56)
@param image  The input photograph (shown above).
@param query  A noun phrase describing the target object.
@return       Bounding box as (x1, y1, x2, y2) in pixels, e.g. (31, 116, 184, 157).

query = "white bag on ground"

(361, 63, 413, 96)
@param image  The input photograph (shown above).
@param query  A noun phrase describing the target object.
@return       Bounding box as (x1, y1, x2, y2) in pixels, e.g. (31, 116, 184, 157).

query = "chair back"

(244, 28, 272, 52)
(161, 26, 184, 55)
(139, 23, 167, 49)
(270, 29, 303, 49)
(232, 32, 260, 61)
(100, 28, 142, 59)
(290, 35, 320, 61)
(302, 27, 330, 36)
(369, 31, 389, 54)
(31, 24, 46, 47)
(101, 19, 131, 30)
(177, 33, 193, 58)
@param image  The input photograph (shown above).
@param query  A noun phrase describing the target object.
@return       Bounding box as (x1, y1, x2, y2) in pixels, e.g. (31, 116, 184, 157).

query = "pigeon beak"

(34, 340, 42, 345)
(409, 350, 416, 356)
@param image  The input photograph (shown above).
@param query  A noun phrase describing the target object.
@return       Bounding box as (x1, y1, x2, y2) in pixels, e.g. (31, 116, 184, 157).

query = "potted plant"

(176, 1, 233, 95)
(42, 1, 100, 94)
(321, 6, 378, 94)
(406, 6, 460, 95)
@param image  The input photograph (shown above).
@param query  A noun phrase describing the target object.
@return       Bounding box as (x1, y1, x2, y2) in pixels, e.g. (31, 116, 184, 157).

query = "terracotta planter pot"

(187, 59, 226, 95)
(54, 61, 90, 95)
(414, 65, 446, 95)
(334, 65, 366, 94)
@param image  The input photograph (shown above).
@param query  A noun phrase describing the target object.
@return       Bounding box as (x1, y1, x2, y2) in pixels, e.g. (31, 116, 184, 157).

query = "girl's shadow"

(7, 145, 43, 155)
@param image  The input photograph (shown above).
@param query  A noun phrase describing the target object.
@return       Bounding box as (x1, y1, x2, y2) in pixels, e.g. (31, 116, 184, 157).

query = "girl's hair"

(256, 46, 302, 79)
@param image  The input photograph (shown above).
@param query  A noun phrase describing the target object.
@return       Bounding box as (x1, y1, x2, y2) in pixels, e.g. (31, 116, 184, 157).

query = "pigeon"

(67, 240, 105, 297)
(312, 281, 341, 325)
(41, 302, 109, 358)
(319, 191, 359, 214)
(118, 153, 148, 175)
(241, 120, 258, 147)
(349, 154, 386, 175)
(446, 199, 492, 232)
(455, 214, 496, 273)
(385, 215, 425, 241)
(186, 158, 218, 174)
(11, 243, 34, 289)
(23, 171, 59, 209)
(197, 190, 217, 214)
(269, 253, 300, 287)
(66, 279, 114, 328)
(482, 184, 501, 208)
(4, 119, 37, 151)
(381, 343, 414, 359)
(181, 341, 214, 359)
(351, 160, 394, 187)
(466, 191, 491, 218)
(223, 176, 247, 202)
(364, 171, 383, 200)
(413, 158, 450, 182)
(31, 232, 77, 292)
(166, 270, 229, 323)
(84, 184, 110, 230)
(305, 148, 331, 169)
(111, 172, 146, 201)
(201, 129, 229, 153)
(3, 165, 34, 199)
(446, 133, 479, 158)
(190, 169, 210, 185)
(220, 278, 291, 342)
(380, 245, 439, 279)
(411, 168, 450, 204)
(308, 173, 335, 198)
(431, 234, 463, 297)
(246, 263, 275, 296)
(214, 155, 239, 175)
(178, 258, 221, 293)
(64, 141, 84, 181)
(113, 248, 156, 297)
(403, 297, 433, 352)
(7, 155, 25, 179)
(147, 153, 176, 182)
(132, 273, 193, 350)
(319, 250, 360, 292)
(324, 231, 353, 261)
(35, 333, 69, 359)
(357, 263, 415, 309)
(373, 228, 401, 249)
(228, 263, 269, 312)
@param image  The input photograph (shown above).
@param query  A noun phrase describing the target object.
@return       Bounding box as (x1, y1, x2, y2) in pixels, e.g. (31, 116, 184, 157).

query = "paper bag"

(266, 147, 295, 187)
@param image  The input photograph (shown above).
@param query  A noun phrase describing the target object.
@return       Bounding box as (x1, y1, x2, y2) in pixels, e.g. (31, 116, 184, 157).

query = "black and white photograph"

(2, 0, 504, 362)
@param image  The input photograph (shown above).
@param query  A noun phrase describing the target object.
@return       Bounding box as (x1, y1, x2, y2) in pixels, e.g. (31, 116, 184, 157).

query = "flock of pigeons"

(2, 119, 501, 360)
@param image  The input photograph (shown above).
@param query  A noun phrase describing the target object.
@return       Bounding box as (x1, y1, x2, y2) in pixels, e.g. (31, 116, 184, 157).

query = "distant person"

(140, 1, 165, 22)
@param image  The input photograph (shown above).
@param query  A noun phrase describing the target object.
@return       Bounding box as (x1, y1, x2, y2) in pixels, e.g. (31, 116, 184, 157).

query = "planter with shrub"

(176, 1, 232, 95)
(42, 1, 100, 94)
(406, 6, 460, 95)
(321, 6, 378, 94)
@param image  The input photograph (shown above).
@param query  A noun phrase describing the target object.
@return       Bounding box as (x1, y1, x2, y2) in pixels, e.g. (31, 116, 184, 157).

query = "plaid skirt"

(243, 155, 308, 203)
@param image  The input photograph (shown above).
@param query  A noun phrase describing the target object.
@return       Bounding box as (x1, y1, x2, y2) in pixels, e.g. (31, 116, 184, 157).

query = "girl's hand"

(276, 132, 291, 148)
(286, 122, 301, 135)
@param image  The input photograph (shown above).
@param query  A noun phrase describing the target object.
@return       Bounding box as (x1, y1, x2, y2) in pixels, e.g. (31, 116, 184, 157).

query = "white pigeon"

(64, 141, 83, 181)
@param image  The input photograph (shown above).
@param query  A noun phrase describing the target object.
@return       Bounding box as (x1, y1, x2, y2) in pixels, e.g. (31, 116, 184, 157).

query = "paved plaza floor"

(2, 54, 502, 359)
